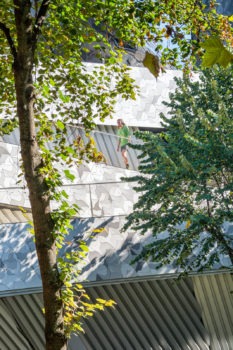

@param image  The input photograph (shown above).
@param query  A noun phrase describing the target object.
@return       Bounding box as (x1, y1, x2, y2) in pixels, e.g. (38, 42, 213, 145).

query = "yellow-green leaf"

(201, 37, 233, 68)
(142, 52, 160, 78)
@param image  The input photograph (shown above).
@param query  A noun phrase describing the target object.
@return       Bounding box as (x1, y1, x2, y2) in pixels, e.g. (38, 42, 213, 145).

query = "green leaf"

(142, 52, 160, 78)
(63, 169, 75, 181)
(201, 37, 233, 68)
(56, 120, 65, 130)
(79, 244, 89, 252)
(59, 90, 70, 103)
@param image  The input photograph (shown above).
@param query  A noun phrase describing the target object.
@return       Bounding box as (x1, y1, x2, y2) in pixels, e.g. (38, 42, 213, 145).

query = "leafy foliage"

(193, 4, 233, 68)
(0, 0, 232, 347)
(124, 67, 233, 272)
(58, 238, 116, 336)
(0, 0, 145, 344)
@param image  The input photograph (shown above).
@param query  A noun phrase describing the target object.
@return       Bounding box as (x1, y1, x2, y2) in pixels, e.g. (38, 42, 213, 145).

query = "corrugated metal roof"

(193, 273, 233, 350)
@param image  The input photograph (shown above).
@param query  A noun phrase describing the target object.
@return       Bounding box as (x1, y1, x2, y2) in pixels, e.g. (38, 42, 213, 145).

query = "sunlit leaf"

(142, 52, 160, 78)
(201, 37, 233, 68)
(63, 169, 75, 181)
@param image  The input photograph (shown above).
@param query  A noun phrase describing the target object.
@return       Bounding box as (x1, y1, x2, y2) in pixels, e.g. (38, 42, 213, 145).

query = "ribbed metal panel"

(0, 205, 32, 224)
(2, 276, 232, 350)
(0, 294, 44, 350)
(1, 125, 141, 170)
(193, 273, 233, 350)
(92, 125, 141, 170)
(65, 124, 141, 170)
(78, 278, 210, 350)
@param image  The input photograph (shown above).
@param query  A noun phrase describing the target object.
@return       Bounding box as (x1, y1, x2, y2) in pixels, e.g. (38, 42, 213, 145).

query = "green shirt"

(117, 125, 130, 147)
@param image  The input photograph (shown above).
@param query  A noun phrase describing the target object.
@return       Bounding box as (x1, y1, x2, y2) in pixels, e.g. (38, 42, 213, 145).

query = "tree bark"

(13, 1, 67, 349)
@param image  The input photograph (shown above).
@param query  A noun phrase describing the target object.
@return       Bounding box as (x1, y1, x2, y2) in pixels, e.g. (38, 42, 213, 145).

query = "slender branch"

(213, 174, 230, 212)
(220, 168, 230, 186)
(206, 199, 212, 217)
(35, 0, 39, 18)
(206, 224, 233, 265)
(202, 179, 212, 217)
(32, 0, 50, 50)
(0, 22, 17, 59)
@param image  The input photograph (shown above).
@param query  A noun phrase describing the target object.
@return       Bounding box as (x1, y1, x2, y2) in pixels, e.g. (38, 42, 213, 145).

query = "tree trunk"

(13, 1, 67, 349)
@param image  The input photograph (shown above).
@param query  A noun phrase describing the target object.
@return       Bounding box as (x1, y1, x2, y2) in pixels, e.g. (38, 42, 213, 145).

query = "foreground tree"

(125, 67, 233, 272)
(0, 1, 230, 349)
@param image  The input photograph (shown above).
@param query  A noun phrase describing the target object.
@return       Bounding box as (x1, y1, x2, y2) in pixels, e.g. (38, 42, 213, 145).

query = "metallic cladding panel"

(1, 124, 141, 170)
(0, 65, 182, 130)
(3, 294, 45, 349)
(193, 273, 233, 350)
(0, 218, 232, 294)
(1, 275, 232, 350)
(0, 294, 43, 350)
(0, 206, 32, 224)
(77, 278, 210, 350)
(91, 125, 141, 170)
(0, 128, 19, 146)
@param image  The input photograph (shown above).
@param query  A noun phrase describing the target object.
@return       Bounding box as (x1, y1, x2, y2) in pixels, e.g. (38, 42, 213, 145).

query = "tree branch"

(0, 22, 17, 59)
(213, 174, 230, 212)
(32, 0, 50, 50)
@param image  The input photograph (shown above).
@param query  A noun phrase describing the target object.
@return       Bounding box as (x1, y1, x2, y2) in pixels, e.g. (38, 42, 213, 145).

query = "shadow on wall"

(0, 223, 41, 291)
(64, 216, 177, 283)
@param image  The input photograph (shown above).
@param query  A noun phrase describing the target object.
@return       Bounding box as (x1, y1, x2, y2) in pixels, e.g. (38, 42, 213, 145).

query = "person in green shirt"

(117, 118, 130, 169)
